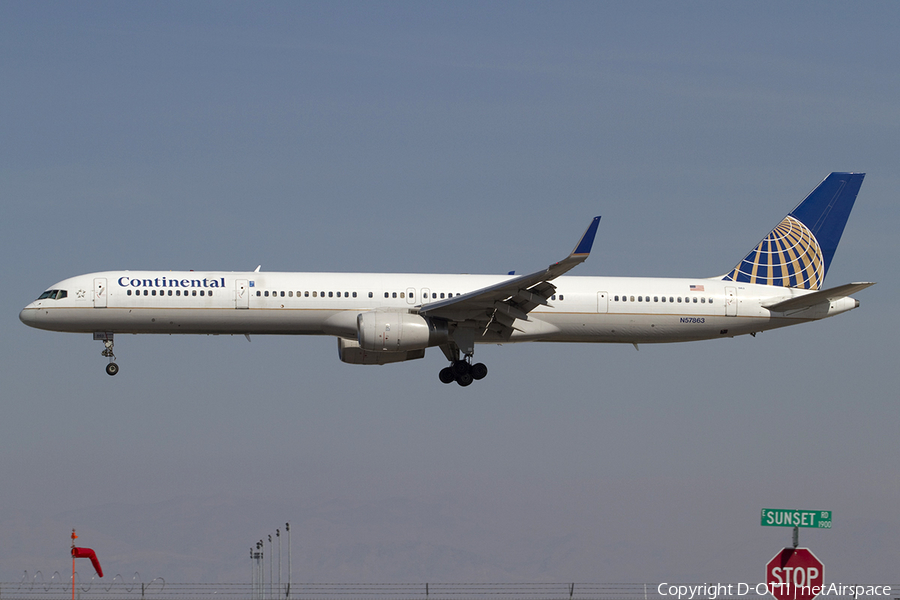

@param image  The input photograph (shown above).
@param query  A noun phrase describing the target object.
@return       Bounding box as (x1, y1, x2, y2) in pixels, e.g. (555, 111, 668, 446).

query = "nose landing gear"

(94, 332, 119, 376)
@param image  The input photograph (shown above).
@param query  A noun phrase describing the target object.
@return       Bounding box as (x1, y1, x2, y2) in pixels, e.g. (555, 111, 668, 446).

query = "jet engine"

(337, 338, 425, 365)
(357, 311, 449, 352)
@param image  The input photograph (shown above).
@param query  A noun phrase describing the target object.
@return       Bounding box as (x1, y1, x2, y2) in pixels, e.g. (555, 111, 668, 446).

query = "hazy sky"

(2, 1, 898, 585)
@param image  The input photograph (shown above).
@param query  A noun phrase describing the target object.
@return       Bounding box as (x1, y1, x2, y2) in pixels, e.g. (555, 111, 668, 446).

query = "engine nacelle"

(357, 310, 449, 352)
(337, 338, 425, 365)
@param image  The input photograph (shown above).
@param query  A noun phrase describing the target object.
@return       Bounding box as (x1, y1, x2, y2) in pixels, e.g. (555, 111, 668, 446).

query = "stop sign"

(766, 548, 824, 600)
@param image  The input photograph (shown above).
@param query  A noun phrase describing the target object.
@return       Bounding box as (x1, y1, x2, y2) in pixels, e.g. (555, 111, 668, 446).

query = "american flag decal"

(690, 284, 705, 292)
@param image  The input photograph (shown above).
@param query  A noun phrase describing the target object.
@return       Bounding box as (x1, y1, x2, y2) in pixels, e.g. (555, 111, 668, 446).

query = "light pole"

(276, 529, 282, 600)
(286, 522, 291, 600)
(259, 540, 265, 600)
(268, 535, 273, 600)
(255, 541, 264, 600)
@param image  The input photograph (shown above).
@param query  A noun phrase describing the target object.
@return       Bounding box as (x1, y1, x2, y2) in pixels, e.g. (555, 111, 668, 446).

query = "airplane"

(20, 172, 874, 386)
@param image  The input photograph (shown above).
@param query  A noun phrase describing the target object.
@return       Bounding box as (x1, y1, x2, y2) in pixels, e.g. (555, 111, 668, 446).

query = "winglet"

(571, 216, 601, 257)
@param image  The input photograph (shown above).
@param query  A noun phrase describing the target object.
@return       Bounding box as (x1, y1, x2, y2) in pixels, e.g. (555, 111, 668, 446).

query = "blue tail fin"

(722, 172, 865, 290)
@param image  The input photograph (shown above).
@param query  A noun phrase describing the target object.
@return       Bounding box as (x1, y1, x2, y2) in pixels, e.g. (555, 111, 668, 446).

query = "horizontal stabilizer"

(763, 282, 875, 312)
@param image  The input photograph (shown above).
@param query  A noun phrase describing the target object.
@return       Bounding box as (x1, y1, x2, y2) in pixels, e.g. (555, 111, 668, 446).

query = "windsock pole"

(71, 529, 77, 600)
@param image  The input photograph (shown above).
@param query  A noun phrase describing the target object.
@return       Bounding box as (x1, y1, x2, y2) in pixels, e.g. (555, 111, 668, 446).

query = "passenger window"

(400, 292, 405, 299)
(265, 291, 269, 297)
(352, 292, 357, 298)
(440, 293, 445, 299)
(392, 292, 397, 298)
(208, 291, 212, 297)
(693, 297, 697, 303)
(559, 294, 564, 300)
(669, 297, 674, 302)
(701, 297, 705, 303)
(328, 292, 333, 298)
(661, 296, 665, 302)
(192, 290, 197, 296)
(200, 290, 205, 296)
(677, 297, 682, 303)
(654, 296, 658, 302)
(551, 295, 556, 301)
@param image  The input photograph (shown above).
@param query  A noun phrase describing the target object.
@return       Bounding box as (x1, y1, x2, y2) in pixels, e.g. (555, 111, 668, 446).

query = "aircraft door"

(235, 279, 250, 309)
(597, 291, 608, 313)
(725, 286, 737, 317)
(93, 278, 107, 308)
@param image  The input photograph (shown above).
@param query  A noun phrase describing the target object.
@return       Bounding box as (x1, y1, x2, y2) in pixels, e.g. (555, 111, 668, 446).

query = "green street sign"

(761, 508, 832, 528)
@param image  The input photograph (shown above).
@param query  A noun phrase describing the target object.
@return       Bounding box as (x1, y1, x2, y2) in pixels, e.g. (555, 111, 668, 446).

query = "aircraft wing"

(762, 281, 876, 312)
(418, 217, 600, 336)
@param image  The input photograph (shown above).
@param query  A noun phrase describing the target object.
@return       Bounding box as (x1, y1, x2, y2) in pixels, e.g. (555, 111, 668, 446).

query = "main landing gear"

(95, 332, 119, 376)
(439, 359, 488, 387)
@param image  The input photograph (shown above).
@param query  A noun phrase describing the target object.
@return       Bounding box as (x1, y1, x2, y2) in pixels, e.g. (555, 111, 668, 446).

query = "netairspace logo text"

(657, 584, 892, 600)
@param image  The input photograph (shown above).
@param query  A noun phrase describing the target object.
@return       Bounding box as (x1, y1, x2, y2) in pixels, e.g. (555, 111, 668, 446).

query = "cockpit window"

(37, 289, 67, 300)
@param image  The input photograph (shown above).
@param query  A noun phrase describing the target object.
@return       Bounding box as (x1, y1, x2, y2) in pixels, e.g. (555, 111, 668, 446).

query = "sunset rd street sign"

(761, 509, 832, 529)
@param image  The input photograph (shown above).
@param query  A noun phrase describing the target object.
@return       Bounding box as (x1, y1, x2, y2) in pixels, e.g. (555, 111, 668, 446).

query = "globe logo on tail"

(723, 215, 824, 290)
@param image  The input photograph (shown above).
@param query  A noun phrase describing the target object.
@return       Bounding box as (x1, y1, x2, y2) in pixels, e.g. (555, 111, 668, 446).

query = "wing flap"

(418, 217, 600, 335)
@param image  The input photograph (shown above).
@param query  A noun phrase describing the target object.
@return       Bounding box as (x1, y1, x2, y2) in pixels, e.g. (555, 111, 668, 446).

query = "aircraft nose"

(19, 307, 36, 327)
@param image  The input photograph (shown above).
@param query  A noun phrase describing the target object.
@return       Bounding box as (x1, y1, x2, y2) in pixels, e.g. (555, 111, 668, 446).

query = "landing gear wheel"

(451, 360, 469, 378)
(105, 362, 119, 376)
(456, 372, 473, 387)
(439, 367, 455, 384)
(470, 362, 488, 380)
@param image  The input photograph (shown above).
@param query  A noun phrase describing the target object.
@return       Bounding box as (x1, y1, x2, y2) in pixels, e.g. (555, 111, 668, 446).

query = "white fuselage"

(19, 270, 858, 344)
